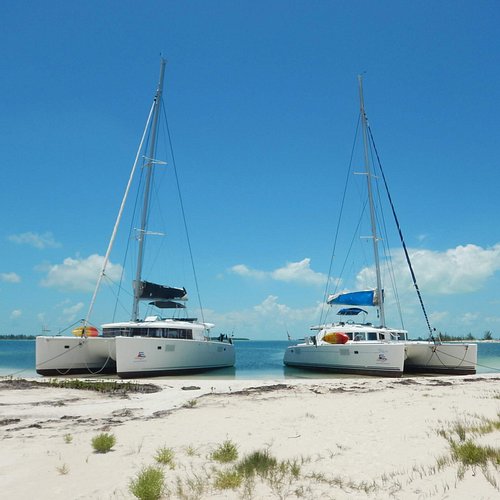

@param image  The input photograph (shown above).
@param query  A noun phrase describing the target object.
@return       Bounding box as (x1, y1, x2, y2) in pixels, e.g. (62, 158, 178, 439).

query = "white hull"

(36, 335, 235, 378)
(283, 342, 406, 377)
(35, 336, 116, 376)
(114, 337, 235, 378)
(404, 341, 477, 375)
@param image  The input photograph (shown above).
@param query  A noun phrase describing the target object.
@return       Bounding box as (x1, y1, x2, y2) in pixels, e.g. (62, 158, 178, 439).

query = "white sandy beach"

(1, 375, 499, 499)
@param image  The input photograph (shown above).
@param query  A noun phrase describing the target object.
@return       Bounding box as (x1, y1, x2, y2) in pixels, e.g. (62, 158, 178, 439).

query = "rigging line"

(83, 99, 157, 330)
(112, 152, 145, 322)
(319, 115, 361, 326)
(53, 318, 89, 337)
(369, 144, 405, 329)
(161, 102, 206, 326)
(367, 125, 435, 340)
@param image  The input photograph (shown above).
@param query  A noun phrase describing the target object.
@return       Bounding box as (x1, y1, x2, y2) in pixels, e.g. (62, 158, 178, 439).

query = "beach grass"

(129, 465, 165, 500)
(236, 449, 278, 478)
(56, 463, 69, 475)
(154, 446, 175, 468)
(210, 439, 238, 463)
(213, 469, 243, 490)
(437, 413, 500, 488)
(91, 432, 116, 453)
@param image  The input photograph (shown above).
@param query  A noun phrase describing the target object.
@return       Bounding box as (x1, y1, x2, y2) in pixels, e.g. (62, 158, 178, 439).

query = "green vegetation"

(91, 432, 116, 453)
(0, 334, 36, 340)
(124, 412, 500, 499)
(415, 330, 497, 341)
(154, 446, 175, 468)
(451, 440, 498, 466)
(437, 413, 500, 488)
(210, 439, 239, 463)
(483, 330, 494, 340)
(63, 433, 73, 444)
(213, 469, 242, 490)
(2, 378, 161, 394)
(236, 449, 278, 478)
(184, 445, 197, 457)
(129, 465, 165, 500)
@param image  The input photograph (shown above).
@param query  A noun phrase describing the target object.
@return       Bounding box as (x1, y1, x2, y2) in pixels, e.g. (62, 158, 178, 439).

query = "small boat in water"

(36, 58, 235, 378)
(284, 77, 477, 377)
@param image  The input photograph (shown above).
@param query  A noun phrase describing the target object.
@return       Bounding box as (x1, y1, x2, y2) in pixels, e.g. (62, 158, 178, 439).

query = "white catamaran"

(284, 77, 477, 377)
(36, 58, 235, 378)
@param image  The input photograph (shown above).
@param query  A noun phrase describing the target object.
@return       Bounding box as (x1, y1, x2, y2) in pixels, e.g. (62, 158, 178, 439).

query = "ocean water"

(1, 339, 499, 380)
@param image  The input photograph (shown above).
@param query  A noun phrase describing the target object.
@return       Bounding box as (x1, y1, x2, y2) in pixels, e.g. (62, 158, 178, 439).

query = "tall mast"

(132, 58, 166, 321)
(358, 75, 386, 327)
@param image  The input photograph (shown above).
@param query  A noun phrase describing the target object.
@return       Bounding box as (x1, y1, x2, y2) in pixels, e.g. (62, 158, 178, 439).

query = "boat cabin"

(101, 316, 205, 340)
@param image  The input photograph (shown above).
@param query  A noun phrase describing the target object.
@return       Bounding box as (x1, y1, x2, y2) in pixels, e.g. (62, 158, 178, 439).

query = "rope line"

(161, 102, 206, 328)
(367, 125, 435, 341)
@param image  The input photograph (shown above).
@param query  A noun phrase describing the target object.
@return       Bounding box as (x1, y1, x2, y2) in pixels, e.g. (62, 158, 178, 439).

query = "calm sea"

(1, 339, 499, 380)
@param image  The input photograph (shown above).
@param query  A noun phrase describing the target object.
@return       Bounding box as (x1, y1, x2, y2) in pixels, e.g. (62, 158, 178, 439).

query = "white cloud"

(271, 259, 326, 285)
(356, 243, 500, 296)
(1, 272, 21, 283)
(39, 254, 123, 292)
(62, 302, 84, 323)
(230, 258, 327, 286)
(410, 244, 500, 294)
(10, 309, 22, 319)
(205, 295, 323, 339)
(230, 264, 267, 280)
(8, 231, 61, 249)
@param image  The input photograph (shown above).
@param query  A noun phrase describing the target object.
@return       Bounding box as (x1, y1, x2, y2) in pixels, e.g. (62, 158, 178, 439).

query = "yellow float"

(323, 332, 349, 344)
(72, 326, 99, 337)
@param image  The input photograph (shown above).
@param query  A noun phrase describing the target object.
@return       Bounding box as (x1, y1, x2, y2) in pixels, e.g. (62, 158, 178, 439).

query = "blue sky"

(1, 1, 499, 340)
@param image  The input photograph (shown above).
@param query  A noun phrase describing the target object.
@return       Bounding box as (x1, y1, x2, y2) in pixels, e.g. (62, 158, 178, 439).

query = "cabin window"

(160, 329, 193, 340)
(102, 327, 133, 337)
(102, 327, 193, 339)
(345, 332, 353, 340)
(367, 332, 378, 341)
(354, 332, 366, 341)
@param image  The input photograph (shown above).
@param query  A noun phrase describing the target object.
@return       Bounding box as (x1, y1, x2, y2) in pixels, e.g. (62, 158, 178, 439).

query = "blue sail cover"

(327, 289, 380, 306)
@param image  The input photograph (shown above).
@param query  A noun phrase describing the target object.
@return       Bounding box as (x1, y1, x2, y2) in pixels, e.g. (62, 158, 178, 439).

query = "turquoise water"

(1, 339, 499, 379)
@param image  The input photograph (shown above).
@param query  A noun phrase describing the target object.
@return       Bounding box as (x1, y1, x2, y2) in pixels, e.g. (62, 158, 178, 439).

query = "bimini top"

(337, 307, 368, 316)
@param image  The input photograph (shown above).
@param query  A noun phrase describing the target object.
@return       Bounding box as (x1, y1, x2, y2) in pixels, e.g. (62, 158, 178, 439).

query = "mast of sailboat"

(358, 75, 386, 327)
(131, 58, 166, 321)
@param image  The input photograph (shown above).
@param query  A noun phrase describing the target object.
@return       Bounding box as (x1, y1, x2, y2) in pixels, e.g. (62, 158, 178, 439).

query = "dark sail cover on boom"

(137, 281, 187, 301)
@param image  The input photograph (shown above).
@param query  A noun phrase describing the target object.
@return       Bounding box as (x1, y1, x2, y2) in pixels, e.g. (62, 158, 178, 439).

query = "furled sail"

(137, 281, 187, 301)
(327, 289, 382, 306)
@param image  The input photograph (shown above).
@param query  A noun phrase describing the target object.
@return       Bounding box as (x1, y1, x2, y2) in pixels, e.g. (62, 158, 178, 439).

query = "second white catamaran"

(284, 77, 477, 377)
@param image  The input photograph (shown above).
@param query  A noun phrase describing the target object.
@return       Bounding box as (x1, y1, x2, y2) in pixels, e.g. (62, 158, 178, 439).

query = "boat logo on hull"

(377, 353, 388, 362)
(135, 351, 146, 360)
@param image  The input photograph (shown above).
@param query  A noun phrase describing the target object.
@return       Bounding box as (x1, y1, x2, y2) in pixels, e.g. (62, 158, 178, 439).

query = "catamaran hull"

(283, 343, 406, 377)
(114, 337, 235, 378)
(404, 342, 477, 375)
(35, 336, 116, 376)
